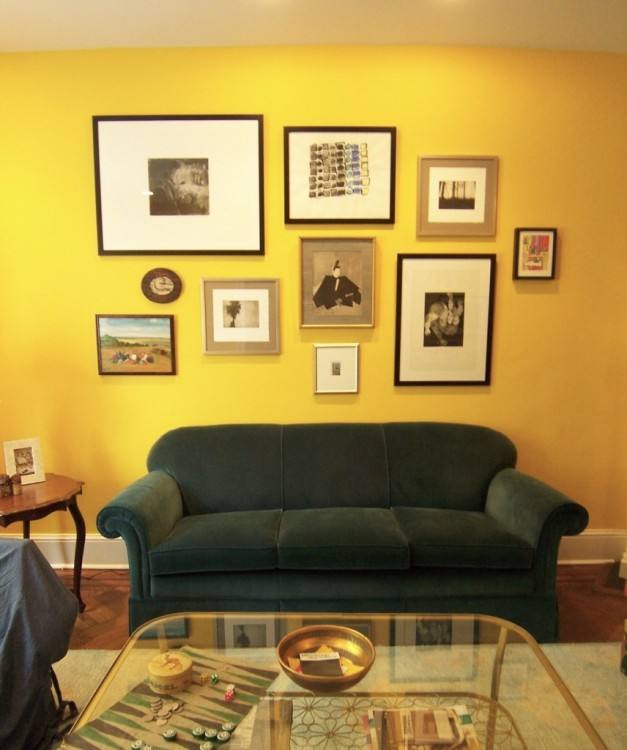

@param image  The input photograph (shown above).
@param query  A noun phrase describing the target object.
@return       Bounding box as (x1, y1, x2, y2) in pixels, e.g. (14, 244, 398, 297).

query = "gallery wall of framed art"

(5, 44, 622, 535)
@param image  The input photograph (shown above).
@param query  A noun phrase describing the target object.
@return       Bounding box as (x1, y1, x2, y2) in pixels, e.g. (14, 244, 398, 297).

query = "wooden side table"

(0, 473, 86, 611)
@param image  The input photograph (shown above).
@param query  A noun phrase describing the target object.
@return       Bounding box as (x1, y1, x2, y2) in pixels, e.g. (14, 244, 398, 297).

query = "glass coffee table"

(62, 612, 606, 749)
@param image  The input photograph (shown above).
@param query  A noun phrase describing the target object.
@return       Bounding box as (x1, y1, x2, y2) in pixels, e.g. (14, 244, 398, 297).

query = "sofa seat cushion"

(277, 508, 409, 570)
(150, 510, 281, 574)
(393, 507, 533, 569)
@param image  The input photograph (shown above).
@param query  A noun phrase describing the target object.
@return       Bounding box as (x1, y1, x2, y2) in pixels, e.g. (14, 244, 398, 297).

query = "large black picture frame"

(93, 115, 264, 255)
(394, 254, 496, 386)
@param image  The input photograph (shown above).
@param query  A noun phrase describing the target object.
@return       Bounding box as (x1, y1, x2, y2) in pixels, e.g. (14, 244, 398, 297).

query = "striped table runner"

(63, 646, 279, 750)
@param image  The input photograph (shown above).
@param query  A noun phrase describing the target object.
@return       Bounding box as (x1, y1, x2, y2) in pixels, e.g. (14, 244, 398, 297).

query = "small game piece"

(221, 722, 235, 733)
(192, 726, 205, 738)
(211, 672, 219, 684)
(204, 728, 218, 740)
(194, 670, 209, 685)
(162, 727, 177, 741)
(216, 730, 231, 742)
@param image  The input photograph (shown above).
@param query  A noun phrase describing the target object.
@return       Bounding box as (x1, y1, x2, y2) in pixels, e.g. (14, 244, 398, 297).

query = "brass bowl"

(277, 624, 375, 693)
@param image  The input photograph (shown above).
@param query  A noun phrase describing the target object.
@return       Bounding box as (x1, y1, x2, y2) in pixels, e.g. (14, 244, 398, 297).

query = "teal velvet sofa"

(96, 423, 588, 641)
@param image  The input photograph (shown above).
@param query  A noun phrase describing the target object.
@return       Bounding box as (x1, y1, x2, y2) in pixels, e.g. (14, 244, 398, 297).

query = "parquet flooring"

(56, 563, 627, 649)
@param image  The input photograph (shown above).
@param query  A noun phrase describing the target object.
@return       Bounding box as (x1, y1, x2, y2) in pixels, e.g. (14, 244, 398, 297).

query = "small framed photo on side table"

(3, 437, 45, 485)
(513, 228, 557, 279)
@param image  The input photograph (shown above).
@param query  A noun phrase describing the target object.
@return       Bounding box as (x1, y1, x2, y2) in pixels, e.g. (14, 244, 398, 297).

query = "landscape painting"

(96, 315, 176, 375)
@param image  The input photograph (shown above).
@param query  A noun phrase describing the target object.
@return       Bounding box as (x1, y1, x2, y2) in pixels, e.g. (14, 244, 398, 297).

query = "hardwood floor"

(57, 563, 627, 649)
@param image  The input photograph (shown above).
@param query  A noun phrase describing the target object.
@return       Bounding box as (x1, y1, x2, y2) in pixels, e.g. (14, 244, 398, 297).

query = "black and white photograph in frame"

(314, 343, 359, 394)
(390, 616, 478, 682)
(93, 115, 264, 255)
(201, 278, 280, 355)
(394, 254, 496, 385)
(301, 237, 374, 327)
(222, 616, 277, 649)
(418, 156, 498, 237)
(284, 127, 396, 223)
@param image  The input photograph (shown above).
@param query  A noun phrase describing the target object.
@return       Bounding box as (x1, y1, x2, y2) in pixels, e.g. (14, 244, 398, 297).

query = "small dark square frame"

(513, 227, 557, 279)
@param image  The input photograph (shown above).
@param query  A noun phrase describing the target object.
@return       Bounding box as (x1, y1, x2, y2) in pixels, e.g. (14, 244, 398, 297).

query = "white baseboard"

(1, 533, 128, 568)
(558, 529, 627, 564)
(3, 529, 625, 569)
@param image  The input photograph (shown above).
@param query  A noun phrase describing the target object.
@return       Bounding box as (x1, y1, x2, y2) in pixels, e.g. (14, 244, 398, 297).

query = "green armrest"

(97, 471, 183, 598)
(485, 468, 588, 592)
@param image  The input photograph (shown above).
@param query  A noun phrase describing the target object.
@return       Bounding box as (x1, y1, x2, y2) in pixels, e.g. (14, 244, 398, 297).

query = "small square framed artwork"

(301, 237, 374, 327)
(314, 343, 359, 394)
(284, 126, 396, 223)
(96, 315, 176, 375)
(418, 156, 498, 236)
(3, 437, 45, 485)
(513, 228, 557, 279)
(201, 278, 280, 355)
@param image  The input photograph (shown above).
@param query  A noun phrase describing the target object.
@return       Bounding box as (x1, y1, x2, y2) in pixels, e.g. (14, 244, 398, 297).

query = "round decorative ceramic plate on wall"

(141, 268, 182, 303)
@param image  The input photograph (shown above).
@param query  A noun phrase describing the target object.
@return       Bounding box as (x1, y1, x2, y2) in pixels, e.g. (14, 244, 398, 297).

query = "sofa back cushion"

(147, 425, 282, 514)
(282, 423, 389, 509)
(147, 422, 516, 515)
(384, 423, 516, 511)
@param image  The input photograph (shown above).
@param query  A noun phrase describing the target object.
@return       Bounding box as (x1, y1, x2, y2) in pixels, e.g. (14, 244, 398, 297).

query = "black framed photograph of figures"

(418, 156, 498, 237)
(93, 115, 264, 255)
(284, 127, 396, 223)
(394, 254, 496, 386)
(301, 237, 374, 327)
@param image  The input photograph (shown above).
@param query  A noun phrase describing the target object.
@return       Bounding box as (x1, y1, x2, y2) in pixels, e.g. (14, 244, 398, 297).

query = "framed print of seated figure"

(301, 237, 374, 328)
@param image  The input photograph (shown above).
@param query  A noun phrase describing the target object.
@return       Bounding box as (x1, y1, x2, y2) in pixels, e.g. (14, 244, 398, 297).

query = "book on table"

(365, 706, 481, 750)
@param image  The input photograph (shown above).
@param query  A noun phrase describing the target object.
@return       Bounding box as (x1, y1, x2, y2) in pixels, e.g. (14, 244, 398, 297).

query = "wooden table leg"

(23, 519, 31, 539)
(67, 496, 86, 612)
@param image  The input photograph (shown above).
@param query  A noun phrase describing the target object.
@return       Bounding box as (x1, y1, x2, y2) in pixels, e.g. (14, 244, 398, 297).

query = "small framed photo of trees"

(418, 156, 498, 237)
(201, 279, 280, 355)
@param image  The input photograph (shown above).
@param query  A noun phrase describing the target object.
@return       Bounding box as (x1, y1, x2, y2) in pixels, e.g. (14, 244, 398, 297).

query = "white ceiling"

(1, 0, 626, 54)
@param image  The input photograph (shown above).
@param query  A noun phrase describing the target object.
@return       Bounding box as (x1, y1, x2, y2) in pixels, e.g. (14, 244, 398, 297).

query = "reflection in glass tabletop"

(62, 612, 606, 749)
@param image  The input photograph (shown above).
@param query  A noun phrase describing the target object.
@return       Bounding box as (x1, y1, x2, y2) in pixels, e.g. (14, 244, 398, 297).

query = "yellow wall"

(1, 45, 626, 535)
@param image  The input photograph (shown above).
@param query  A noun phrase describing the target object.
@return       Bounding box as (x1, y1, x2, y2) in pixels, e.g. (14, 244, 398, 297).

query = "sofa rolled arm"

(97, 471, 183, 598)
(485, 468, 588, 592)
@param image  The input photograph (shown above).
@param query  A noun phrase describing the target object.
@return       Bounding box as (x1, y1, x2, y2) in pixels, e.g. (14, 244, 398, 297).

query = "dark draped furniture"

(97, 423, 588, 641)
(0, 539, 78, 750)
